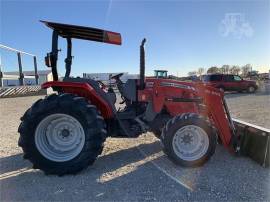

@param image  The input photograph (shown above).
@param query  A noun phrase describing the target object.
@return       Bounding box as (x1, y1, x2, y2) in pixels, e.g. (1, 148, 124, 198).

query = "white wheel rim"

(35, 113, 85, 162)
(249, 86, 254, 92)
(172, 125, 209, 161)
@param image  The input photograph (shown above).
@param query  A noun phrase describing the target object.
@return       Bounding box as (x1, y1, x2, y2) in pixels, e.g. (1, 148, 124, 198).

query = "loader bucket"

(233, 118, 270, 167)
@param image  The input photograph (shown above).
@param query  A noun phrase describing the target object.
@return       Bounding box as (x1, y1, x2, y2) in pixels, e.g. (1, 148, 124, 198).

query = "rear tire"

(18, 93, 107, 175)
(161, 113, 216, 167)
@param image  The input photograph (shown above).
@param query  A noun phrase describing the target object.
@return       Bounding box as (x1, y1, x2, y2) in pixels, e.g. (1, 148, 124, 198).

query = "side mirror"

(45, 53, 52, 67)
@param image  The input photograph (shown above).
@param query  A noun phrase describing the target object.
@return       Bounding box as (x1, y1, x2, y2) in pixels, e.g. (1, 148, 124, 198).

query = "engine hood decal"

(160, 82, 195, 91)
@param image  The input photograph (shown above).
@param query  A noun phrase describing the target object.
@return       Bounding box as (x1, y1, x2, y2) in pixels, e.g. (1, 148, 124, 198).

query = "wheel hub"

(249, 86, 254, 92)
(61, 129, 70, 138)
(35, 113, 85, 162)
(172, 125, 209, 161)
(181, 133, 193, 145)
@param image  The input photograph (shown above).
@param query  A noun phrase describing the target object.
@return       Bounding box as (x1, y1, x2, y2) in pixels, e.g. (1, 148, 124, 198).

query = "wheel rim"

(35, 113, 85, 162)
(172, 125, 209, 161)
(249, 86, 254, 92)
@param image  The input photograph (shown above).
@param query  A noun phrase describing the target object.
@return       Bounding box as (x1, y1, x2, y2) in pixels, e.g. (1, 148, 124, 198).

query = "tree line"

(188, 64, 253, 77)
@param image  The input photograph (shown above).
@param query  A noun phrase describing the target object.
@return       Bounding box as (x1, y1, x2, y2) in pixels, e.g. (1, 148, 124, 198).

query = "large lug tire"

(150, 114, 171, 139)
(18, 93, 107, 175)
(161, 113, 216, 167)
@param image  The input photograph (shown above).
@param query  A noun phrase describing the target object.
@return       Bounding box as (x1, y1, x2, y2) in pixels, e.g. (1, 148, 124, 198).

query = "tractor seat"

(63, 77, 116, 112)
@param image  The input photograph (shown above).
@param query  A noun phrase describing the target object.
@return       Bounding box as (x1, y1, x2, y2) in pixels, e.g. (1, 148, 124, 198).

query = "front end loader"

(18, 21, 269, 175)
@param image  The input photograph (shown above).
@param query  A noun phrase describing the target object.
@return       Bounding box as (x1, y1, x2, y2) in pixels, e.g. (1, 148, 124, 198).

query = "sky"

(1, 0, 270, 77)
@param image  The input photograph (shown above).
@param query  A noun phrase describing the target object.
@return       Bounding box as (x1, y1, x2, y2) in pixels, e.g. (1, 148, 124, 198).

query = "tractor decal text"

(160, 82, 195, 91)
(146, 82, 154, 88)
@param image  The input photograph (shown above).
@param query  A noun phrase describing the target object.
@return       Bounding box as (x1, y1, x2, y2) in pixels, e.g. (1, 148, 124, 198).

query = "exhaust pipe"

(139, 38, 146, 90)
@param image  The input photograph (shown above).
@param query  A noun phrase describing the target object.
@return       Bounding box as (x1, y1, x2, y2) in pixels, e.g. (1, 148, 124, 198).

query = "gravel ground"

(0, 92, 269, 201)
(225, 92, 270, 128)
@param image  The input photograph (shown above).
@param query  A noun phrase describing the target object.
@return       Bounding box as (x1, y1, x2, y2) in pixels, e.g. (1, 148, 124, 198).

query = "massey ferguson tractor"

(18, 21, 269, 175)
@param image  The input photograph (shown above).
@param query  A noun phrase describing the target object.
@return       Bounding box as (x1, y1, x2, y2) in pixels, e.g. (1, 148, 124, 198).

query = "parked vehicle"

(202, 74, 258, 93)
(154, 70, 168, 78)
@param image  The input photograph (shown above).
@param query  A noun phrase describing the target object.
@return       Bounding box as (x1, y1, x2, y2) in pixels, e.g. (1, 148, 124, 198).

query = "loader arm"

(195, 84, 270, 167)
(195, 84, 236, 151)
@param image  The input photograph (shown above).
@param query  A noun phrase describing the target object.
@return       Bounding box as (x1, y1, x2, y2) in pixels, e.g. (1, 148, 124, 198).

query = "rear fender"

(42, 81, 114, 119)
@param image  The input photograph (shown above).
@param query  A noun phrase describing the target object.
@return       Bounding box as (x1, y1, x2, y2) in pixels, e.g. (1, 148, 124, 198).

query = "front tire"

(161, 113, 216, 167)
(18, 93, 107, 175)
(150, 114, 171, 139)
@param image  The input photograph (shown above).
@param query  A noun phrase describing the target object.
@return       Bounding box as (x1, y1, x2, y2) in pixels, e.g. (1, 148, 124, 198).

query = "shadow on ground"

(1, 140, 269, 201)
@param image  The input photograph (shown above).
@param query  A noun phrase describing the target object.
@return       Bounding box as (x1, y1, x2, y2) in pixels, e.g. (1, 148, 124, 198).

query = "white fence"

(0, 44, 39, 87)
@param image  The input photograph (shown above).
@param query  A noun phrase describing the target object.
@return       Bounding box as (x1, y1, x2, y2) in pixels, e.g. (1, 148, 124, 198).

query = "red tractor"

(18, 21, 269, 175)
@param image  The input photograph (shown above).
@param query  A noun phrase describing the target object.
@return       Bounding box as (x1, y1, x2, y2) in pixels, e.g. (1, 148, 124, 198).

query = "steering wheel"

(110, 73, 125, 102)
(97, 80, 106, 90)
(111, 73, 124, 80)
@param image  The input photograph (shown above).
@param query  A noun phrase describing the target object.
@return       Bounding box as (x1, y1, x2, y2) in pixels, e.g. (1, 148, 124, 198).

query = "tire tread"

(18, 93, 107, 175)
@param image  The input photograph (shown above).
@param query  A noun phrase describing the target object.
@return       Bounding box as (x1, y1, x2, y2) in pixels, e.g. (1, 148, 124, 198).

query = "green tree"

(207, 66, 219, 74)
(219, 66, 225, 74)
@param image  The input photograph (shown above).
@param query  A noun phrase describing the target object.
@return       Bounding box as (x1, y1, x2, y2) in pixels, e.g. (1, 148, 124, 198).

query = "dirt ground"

(0, 91, 269, 201)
